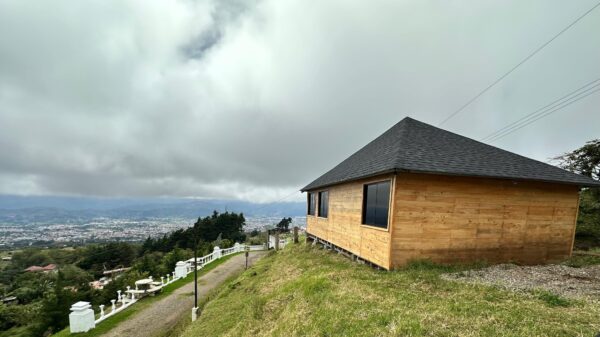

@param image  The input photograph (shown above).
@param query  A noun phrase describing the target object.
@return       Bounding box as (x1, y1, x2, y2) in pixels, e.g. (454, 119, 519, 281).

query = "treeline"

(140, 211, 246, 254)
(0, 211, 248, 337)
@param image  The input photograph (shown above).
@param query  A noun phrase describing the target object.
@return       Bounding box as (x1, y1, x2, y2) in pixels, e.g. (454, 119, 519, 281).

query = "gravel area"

(442, 263, 600, 301)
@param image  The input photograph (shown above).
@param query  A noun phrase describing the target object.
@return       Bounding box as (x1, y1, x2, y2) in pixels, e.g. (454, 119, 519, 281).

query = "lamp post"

(192, 235, 198, 321)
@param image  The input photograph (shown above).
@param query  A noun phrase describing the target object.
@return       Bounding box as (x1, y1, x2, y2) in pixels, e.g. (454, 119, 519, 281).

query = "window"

(307, 192, 316, 216)
(318, 191, 329, 218)
(362, 181, 391, 229)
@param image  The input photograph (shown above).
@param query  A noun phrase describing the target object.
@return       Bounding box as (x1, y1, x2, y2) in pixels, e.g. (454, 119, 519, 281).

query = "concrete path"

(100, 252, 266, 337)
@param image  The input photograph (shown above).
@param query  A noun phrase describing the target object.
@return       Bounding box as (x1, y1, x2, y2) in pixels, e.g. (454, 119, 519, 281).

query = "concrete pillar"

(191, 307, 198, 322)
(161, 276, 164, 285)
(110, 299, 116, 313)
(117, 290, 122, 303)
(175, 261, 187, 279)
(275, 232, 280, 251)
(69, 301, 95, 333)
(99, 305, 105, 318)
(213, 246, 222, 259)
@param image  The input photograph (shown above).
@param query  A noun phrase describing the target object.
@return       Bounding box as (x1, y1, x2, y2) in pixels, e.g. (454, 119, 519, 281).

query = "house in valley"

(302, 117, 600, 270)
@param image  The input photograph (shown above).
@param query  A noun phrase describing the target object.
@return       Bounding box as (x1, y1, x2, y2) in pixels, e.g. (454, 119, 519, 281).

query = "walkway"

(100, 252, 266, 337)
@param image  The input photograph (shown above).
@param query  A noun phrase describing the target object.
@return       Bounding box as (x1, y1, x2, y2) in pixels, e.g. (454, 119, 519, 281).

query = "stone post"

(213, 246, 222, 259)
(99, 305, 105, 318)
(175, 261, 187, 279)
(191, 307, 198, 322)
(274, 232, 280, 251)
(166, 274, 170, 283)
(111, 299, 116, 313)
(117, 290, 122, 303)
(125, 286, 131, 303)
(69, 301, 95, 333)
(161, 276, 164, 285)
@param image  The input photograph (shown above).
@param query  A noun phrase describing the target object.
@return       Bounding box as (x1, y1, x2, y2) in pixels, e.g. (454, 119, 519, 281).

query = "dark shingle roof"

(302, 117, 600, 191)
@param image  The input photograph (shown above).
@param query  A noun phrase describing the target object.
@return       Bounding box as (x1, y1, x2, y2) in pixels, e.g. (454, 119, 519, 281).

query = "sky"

(0, 0, 599, 203)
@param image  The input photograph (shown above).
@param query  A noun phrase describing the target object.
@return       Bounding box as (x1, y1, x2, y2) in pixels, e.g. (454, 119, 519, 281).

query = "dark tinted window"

(362, 181, 391, 228)
(318, 191, 329, 218)
(307, 192, 316, 216)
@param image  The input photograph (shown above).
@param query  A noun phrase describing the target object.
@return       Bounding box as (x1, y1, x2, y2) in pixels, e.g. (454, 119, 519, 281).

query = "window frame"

(361, 180, 392, 230)
(317, 190, 329, 218)
(307, 192, 316, 216)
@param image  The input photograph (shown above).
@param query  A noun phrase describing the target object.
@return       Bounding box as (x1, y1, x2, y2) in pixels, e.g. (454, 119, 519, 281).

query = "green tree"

(554, 139, 600, 248)
(276, 217, 292, 233)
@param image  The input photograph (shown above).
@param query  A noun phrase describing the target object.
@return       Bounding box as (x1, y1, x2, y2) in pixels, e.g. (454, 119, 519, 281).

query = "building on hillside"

(302, 117, 600, 270)
(24, 264, 57, 273)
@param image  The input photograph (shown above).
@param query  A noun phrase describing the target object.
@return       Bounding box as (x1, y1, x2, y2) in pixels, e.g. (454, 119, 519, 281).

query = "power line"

(480, 78, 600, 141)
(438, 1, 600, 126)
(249, 189, 302, 214)
(485, 87, 600, 143)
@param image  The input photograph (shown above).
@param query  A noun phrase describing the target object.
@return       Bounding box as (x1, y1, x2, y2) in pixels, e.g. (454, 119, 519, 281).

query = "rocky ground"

(442, 263, 600, 301)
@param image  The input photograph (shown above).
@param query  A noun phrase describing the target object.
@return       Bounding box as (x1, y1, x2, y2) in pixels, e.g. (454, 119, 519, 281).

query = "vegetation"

(141, 211, 246, 255)
(0, 210, 248, 337)
(181, 243, 600, 337)
(275, 217, 292, 233)
(52, 252, 240, 337)
(554, 138, 600, 249)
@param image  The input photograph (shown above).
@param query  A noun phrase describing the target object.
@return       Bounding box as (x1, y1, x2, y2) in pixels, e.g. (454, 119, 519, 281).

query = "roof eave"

(301, 169, 600, 192)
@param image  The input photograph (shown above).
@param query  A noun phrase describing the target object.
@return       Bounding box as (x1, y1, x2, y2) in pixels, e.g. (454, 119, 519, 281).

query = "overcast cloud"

(0, 0, 599, 203)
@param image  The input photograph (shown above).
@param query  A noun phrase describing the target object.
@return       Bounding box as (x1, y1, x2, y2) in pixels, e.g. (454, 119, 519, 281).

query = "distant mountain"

(0, 195, 305, 224)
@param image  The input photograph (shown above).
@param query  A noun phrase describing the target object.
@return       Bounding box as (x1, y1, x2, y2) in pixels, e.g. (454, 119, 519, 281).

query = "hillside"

(180, 243, 600, 337)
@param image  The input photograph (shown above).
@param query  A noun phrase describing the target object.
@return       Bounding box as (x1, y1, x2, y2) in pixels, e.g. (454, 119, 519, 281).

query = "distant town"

(0, 216, 306, 248)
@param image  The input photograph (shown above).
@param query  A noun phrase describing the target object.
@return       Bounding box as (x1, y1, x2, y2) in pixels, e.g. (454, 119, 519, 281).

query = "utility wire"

(480, 78, 600, 141)
(249, 189, 302, 214)
(485, 87, 600, 143)
(438, 1, 600, 126)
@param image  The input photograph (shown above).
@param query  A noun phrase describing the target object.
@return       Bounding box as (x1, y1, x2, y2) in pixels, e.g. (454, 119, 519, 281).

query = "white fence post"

(213, 246, 222, 259)
(69, 301, 95, 333)
(110, 299, 116, 313)
(175, 261, 187, 278)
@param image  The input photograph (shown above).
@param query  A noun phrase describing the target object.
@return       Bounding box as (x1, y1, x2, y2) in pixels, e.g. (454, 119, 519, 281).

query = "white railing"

(68, 242, 266, 333)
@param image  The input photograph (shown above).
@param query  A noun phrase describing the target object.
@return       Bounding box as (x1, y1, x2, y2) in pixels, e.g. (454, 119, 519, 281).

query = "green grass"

(565, 252, 600, 268)
(52, 253, 241, 337)
(181, 244, 600, 337)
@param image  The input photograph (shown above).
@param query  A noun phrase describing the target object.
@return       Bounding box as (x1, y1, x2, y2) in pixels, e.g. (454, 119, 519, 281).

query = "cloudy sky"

(0, 0, 599, 203)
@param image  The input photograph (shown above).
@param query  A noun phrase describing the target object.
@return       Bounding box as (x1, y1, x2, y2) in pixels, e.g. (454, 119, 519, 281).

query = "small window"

(307, 192, 316, 216)
(318, 191, 329, 218)
(362, 181, 391, 228)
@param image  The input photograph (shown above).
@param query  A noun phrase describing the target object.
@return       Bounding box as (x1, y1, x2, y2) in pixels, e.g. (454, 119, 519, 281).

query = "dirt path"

(100, 252, 266, 337)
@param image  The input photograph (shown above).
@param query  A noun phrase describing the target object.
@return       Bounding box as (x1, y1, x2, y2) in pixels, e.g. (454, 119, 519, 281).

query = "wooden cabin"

(302, 117, 600, 270)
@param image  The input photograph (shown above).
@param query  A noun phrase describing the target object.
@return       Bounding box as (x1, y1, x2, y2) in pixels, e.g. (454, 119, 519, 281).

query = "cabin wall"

(306, 175, 393, 269)
(390, 173, 580, 268)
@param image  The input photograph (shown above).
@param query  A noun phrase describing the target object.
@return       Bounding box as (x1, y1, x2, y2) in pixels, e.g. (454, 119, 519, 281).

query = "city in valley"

(0, 216, 306, 248)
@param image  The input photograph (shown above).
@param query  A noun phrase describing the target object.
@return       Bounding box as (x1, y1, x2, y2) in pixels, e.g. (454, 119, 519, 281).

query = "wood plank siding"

(306, 172, 580, 270)
(306, 174, 394, 269)
(390, 173, 580, 268)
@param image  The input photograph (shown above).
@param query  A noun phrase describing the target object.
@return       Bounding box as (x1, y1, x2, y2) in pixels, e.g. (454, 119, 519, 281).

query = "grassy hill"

(180, 243, 600, 337)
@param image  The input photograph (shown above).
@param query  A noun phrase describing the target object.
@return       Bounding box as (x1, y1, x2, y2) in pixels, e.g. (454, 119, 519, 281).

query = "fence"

(68, 242, 266, 333)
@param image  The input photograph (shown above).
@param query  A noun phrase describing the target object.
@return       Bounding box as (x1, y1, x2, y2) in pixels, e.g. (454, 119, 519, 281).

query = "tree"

(554, 139, 600, 249)
(193, 211, 246, 243)
(554, 139, 600, 180)
(276, 217, 292, 233)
